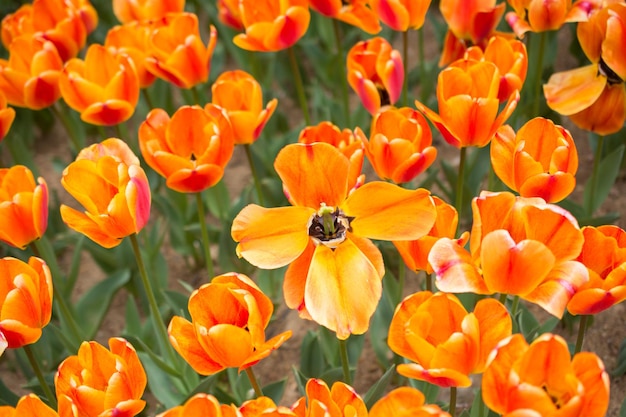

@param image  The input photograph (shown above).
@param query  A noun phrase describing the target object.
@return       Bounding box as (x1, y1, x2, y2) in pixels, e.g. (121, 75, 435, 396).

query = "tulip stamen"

(377, 86, 391, 107)
(308, 204, 353, 249)
(598, 58, 623, 85)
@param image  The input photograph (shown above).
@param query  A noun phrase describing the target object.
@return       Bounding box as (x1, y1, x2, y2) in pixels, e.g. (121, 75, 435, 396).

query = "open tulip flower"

(388, 291, 511, 388)
(112, 0, 184, 23)
(483, 333, 609, 417)
(0, 37, 63, 110)
(232, 142, 437, 339)
(369, 0, 431, 31)
(238, 397, 296, 417)
(568, 225, 626, 315)
(292, 378, 367, 417)
(416, 58, 519, 148)
(309, 0, 381, 34)
(59, 43, 139, 126)
(145, 13, 217, 89)
(138, 104, 235, 193)
(429, 191, 589, 318)
(0, 165, 48, 249)
(544, 2, 626, 135)
(362, 106, 437, 184)
(234, 0, 310, 52)
(55, 337, 147, 417)
(211, 70, 277, 145)
(105, 22, 157, 88)
(168, 272, 292, 375)
(217, 0, 243, 30)
(298, 121, 365, 191)
(157, 393, 238, 417)
(0, 256, 52, 350)
(0, 92, 15, 141)
(491, 117, 578, 203)
(0, 394, 59, 417)
(347, 37, 404, 115)
(60, 138, 151, 248)
(506, 0, 594, 37)
(369, 386, 451, 417)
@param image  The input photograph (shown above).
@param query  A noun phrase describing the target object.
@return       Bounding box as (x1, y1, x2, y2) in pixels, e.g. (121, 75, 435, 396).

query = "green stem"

(339, 338, 352, 385)
(499, 293, 508, 305)
(129, 233, 179, 364)
(23, 344, 57, 409)
(402, 30, 409, 107)
(574, 315, 589, 353)
(244, 144, 264, 205)
(531, 31, 547, 117)
(142, 88, 155, 110)
(425, 272, 432, 292)
(97, 125, 108, 142)
(418, 28, 427, 104)
(191, 85, 203, 105)
(245, 367, 264, 397)
(51, 102, 83, 154)
(397, 255, 405, 304)
(585, 134, 604, 216)
(332, 19, 351, 126)
(195, 192, 215, 279)
(449, 386, 457, 417)
(510, 295, 520, 318)
(288, 46, 311, 125)
(455, 147, 467, 224)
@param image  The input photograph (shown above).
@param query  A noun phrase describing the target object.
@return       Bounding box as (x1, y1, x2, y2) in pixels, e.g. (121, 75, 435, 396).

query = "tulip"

(168, 273, 292, 374)
(60, 138, 151, 248)
(55, 337, 147, 417)
(291, 379, 367, 417)
(483, 333, 609, 417)
(429, 191, 588, 318)
(145, 13, 217, 89)
(138, 105, 235, 193)
(105, 22, 157, 88)
(238, 397, 296, 417)
(217, 0, 243, 30)
(362, 106, 436, 183)
(347, 37, 404, 115)
(298, 121, 365, 191)
(0, 394, 59, 417)
(416, 58, 519, 148)
(232, 143, 437, 339)
(491, 117, 578, 203)
(0, 91, 15, 142)
(0, 257, 53, 349)
(506, 0, 594, 37)
(156, 393, 237, 417)
(234, 0, 310, 52)
(59, 44, 139, 126)
(368, 0, 431, 31)
(369, 387, 451, 417)
(309, 0, 381, 34)
(388, 291, 511, 387)
(211, 70, 277, 145)
(0, 165, 48, 249)
(112, 0, 184, 23)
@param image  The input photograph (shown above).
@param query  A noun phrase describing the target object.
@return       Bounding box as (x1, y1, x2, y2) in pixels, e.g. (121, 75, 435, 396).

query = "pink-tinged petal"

(519, 172, 576, 203)
(126, 165, 150, 231)
(568, 288, 624, 315)
(383, 50, 404, 105)
(0, 331, 6, 356)
(429, 237, 490, 294)
(544, 65, 606, 115)
(343, 182, 436, 241)
(397, 363, 472, 388)
(60, 205, 122, 248)
(232, 205, 313, 269)
(81, 100, 135, 126)
(165, 164, 225, 193)
(168, 316, 224, 375)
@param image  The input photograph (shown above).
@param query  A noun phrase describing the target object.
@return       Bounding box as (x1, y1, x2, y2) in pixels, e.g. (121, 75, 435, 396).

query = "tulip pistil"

(308, 204, 353, 249)
(598, 58, 623, 85)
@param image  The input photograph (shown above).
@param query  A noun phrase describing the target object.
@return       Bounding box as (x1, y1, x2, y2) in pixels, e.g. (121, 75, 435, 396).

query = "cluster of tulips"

(1, 0, 626, 416)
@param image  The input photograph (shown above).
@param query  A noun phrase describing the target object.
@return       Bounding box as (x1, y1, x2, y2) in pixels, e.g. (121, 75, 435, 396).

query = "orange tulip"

(217, 0, 244, 30)
(105, 22, 157, 88)
(368, 0, 431, 31)
(112, 0, 184, 23)
(59, 44, 139, 126)
(60, 138, 151, 248)
(491, 117, 578, 203)
(416, 58, 519, 148)
(362, 106, 436, 183)
(429, 191, 588, 318)
(234, 0, 310, 52)
(238, 397, 296, 417)
(138, 105, 234, 193)
(156, 393, 238, 417)
(0, 91, 15, 142)
(211, 70, 277, 145)
(309, 0, 381, 34)
(0, 256, 52, 349)
(0, 394, 59, 417)
(145, 13, 217, 89)
(506, 0, 594, 37)
(369, 387, 451, 417)
(347, 37, 404, 115)
(388, 291, 511, 388)
(568, 225, 626, 315)
(394, 196, 468, 274)
(55, 337, 147, 417)
(232, 143, 437, 339)
(544, 2, 626, 135)
(291, 379, 367, 417)
(483, 333, 609, 417)
(0, 165, 48, 249)
(168, 272, 292, 375)
(298, 121, 365, 191)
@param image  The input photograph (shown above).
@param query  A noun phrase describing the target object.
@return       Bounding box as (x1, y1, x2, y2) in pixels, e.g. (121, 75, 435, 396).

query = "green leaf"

(620, 396, 626, 417)
(611, 337, 626, 376)
(583, 144, 625, 215)
(262, 378, 287, 404)
(299, 331, 326, 377)
(124, 296, 142, 336)
(204, 180, 231, 221)
(138, 352, 186, 409)
(124, 335, 181, 377)
(0, 378, 20, 406)
(184, 375, 219, 400)
(470, 388, 487, 417)
(292, 366, 308, 397)
(162, 289, 190, 319)
(363, 365, 396, 408)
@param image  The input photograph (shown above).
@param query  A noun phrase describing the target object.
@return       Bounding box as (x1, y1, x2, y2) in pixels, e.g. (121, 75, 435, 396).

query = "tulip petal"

(168, 316, 223, 375)
(429, 237, 490, 294)
(572, 352, 610, 417)
(544, 65, 606, 115)
(474, 298, 512, 372)
(397, 363, 472, 388)
(60, 205, 122, 248)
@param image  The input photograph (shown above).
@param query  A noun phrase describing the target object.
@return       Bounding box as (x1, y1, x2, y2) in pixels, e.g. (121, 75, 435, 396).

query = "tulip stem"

(195, 192, 215, 279)
(402, 30, 409, 107)
(244, 144, 264, 205)
(455, 147, 467, 225)
(425, 272, 432, 292)
(129, 233, 179, 366)
(584, 134, 604, 216)
(191, 85, 202, 106)
(418, 28, 427, 104)
(575, 314, 589, 353)
(339, 338, 352, 385)
(23, 344, 57, 409)
(51, 102, 83, 154)
(332, 19, 351, 126)
(397, 256, 405, 304)
(142, 88, 155, 110)
(449, 386, 457, 417)
(288, 46, 311, 126)
(531, 31, 547, 117)
(245, 367, 264, 397)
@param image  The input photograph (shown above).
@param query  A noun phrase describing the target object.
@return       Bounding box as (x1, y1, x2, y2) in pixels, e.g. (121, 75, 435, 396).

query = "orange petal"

(544, 65, 606, 115)
(397, 363, 472, 388)
(429, 237, 490, 294)
(369, 387, 426, 417)
(473, 298, 512, 372)
(60, 205, 122, 248)
(572, 352, 610, 417)
(168, 316, 224, 375)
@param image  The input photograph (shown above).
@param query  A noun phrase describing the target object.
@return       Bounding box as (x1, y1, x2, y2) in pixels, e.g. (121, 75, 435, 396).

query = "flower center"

(598, 58, 623, 85)
(307, 204, 353, 249)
